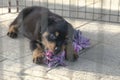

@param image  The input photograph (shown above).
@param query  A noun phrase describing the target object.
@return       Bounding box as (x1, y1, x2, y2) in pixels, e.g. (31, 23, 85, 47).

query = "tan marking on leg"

(8, 25, 17, 33)
(33, 43, 44, 64)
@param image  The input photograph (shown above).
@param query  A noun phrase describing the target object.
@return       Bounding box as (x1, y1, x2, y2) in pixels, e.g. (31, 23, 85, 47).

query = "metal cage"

(0, 0, 120, 23)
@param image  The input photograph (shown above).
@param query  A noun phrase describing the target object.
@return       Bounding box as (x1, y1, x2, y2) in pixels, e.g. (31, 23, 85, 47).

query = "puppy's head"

(42, 31, 59, 53)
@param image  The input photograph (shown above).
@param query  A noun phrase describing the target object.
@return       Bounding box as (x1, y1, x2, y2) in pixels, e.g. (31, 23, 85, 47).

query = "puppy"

(7, 6, 78, 64)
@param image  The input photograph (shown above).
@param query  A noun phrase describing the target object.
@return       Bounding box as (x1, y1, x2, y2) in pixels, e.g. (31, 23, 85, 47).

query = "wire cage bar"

(0, 0, 120, 23)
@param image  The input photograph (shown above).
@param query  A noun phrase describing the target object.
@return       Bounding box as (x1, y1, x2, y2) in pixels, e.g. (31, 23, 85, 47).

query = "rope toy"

(44, 30, 90, 67)
(73, 30, 90, 53)
(44, 50, 66, 67)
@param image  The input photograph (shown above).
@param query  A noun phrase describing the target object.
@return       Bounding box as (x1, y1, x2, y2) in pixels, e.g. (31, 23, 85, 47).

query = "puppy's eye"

(50, 34, 56, 40)
(47, 34, 57, 42)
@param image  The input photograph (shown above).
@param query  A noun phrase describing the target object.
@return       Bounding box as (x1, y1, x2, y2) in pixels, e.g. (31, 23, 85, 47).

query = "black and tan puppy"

(7, 6, 78, 64)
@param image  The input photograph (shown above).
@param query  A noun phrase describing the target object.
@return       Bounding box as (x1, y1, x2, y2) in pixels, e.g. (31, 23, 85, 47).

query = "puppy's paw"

(7, 26, 17, 38)
(32, 48, 44, 64)
(7, 32, 17, 38)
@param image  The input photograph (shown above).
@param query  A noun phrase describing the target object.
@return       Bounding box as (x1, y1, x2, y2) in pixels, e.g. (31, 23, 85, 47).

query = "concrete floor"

(0, 13, 120, 80)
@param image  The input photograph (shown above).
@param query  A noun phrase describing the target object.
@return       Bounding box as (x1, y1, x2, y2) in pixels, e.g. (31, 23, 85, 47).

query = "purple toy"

(44, 50, 66, 67)
(73, 30, 90, 53)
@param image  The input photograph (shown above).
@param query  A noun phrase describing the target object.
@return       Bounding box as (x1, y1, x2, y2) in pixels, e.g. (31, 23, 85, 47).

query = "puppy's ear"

(55, 32, 59, 36)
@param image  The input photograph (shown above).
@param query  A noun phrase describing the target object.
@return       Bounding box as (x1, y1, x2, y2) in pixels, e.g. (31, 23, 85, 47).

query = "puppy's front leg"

(30, 40, 44, 64)
(66, 41, 79, 61)
(66, 24, 79, 61)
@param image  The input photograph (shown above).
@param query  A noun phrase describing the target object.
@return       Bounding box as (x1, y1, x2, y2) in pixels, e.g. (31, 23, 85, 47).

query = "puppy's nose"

(50, 34, 56, 40)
